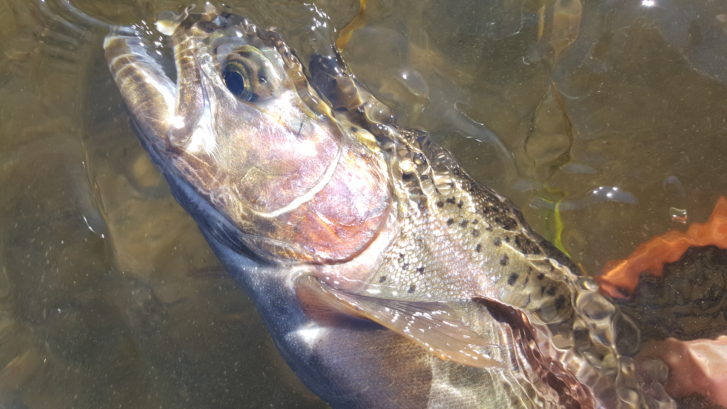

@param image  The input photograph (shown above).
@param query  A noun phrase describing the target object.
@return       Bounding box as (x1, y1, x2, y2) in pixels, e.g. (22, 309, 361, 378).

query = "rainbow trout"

(104, 5, 674, 409)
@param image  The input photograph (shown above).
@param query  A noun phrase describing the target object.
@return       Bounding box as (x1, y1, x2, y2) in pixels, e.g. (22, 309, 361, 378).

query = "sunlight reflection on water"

(0, 0, 726, 408)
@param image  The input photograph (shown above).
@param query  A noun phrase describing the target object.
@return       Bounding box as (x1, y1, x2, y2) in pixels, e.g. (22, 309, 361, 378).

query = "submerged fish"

(104, 5, 674, 409)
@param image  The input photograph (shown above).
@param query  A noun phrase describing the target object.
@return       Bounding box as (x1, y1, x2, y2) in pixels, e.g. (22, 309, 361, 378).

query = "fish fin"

(295, 275, 504, 369)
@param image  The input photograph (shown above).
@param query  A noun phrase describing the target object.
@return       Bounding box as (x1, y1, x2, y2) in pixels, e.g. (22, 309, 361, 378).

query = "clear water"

(0, 0, 726, 408)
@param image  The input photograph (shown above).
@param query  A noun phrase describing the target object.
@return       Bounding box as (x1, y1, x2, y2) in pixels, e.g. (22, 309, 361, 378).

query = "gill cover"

(105, 5, 391, 263)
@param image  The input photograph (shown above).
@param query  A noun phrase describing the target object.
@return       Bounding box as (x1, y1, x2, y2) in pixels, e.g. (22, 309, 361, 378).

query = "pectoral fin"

(295, 275, 503, 369)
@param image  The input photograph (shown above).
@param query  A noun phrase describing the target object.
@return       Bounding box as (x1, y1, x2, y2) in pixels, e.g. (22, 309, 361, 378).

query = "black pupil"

(223, 67, 246, 96)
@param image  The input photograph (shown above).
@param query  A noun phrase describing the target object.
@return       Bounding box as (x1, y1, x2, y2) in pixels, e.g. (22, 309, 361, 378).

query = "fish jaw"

(104, 6, 392, 264)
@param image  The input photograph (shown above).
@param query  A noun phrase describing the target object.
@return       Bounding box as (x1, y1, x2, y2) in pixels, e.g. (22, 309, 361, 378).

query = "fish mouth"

(105, 4, 392, 263)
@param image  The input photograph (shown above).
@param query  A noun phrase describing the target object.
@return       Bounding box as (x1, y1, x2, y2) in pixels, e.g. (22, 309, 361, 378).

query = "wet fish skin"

(104, 6, 673, 409)
(104, 11, 439, 408)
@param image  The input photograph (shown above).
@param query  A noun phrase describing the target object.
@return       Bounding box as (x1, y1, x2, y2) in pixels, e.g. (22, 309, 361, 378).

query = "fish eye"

(222, 46, 280, 102)
(223, 61, 257, 102)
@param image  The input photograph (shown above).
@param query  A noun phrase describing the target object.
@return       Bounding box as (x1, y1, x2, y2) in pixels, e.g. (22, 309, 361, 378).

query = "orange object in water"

(598, 196, 727, 298)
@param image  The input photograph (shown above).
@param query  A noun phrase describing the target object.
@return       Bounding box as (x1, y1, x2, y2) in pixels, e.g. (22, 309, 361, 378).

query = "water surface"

(1, 0, 726, 408)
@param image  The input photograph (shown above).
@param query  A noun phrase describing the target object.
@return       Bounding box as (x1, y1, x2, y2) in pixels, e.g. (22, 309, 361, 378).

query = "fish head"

(105, 5, 391, 264)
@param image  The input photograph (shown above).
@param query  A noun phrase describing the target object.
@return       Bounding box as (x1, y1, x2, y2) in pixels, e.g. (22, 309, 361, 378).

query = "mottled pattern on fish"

(103, 6, 675, 409)
(328, 123, 636, 408)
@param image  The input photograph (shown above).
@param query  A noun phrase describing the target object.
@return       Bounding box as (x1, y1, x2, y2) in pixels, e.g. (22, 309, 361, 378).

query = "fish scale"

(355, 126, 640, 406)
(371, 127, 577, 315)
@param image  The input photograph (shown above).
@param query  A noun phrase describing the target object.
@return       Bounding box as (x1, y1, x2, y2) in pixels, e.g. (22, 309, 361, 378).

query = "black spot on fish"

(350, 126, 358, 132)
(379, 276, 387, 283)
(475, 243, 482, 252)
(460, 220, 469, 228)
(446, 218, 455, 225)
(493, 237, 502, 247)
(457, 200, 463, 208)
(402, 263, 410, 270)
(536, 273, 545, 280)
(546, 286, 557, 296)
(514, 235, 542, 255)
(420, 174, 429, 181)
(485, 225, 493, 232)
(446, 197, 456, 204)
(408, 284, 416, 293)
(472, 229, 480, 237)
(416, 267, 425, 274)
(507, 273, 519, 286)
(402, 172, 414, 181)
(472, 219, 479, 224)
(501, 217, 518, 231)
(500, 255, 509, 266)
(482, 205, 519, 231)
(436, 200, 444, 208)
(555, 295, 566, 311)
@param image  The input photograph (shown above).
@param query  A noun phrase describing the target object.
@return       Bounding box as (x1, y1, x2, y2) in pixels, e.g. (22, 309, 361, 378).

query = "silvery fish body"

(104, 6, 674, 409)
